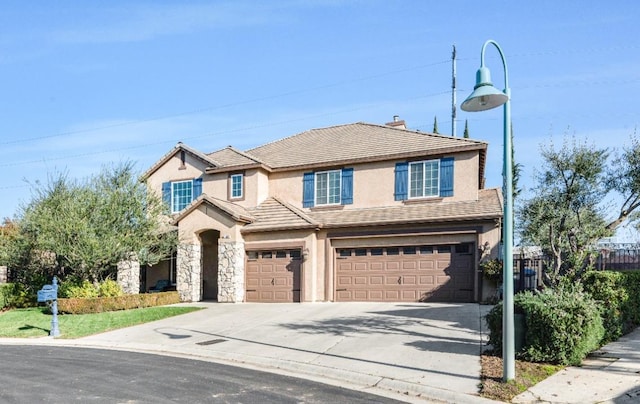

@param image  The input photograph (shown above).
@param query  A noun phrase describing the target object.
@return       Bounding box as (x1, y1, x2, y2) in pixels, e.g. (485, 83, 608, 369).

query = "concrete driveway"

(17, 302, 494, 403)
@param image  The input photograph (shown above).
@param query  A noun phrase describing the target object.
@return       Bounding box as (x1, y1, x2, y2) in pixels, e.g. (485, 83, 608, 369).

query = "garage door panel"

(246, 250, 301, 303)
(336, 245, 474, 303)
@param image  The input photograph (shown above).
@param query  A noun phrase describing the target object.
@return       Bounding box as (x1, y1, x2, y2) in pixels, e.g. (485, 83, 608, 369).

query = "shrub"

(486, 285, 604, 365)
(57, 291, 180, 314)
(63, 280, 100, 298)
(98, 279, 124, 297)
(0, 283, 12, 309)
(60, 279, 124, 299)
(480, 259, 503, 283)
(582, 270, 640, 343)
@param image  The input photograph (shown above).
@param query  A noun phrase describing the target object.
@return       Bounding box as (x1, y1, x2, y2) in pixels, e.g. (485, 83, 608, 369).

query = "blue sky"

(1, 1, 639, 238)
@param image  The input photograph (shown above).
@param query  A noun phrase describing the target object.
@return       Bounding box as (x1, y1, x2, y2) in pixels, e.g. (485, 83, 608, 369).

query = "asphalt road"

(1, 345, 405, 403)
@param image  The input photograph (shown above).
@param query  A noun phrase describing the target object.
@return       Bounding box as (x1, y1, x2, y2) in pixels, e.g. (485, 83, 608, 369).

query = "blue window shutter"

(193, 177, 203, 199)
(341, 168, 353, 205)
(162, 182, 171, 207)
(394, 162, 408, 201)
(439, 157, 454, 197)
(302, 172, 315, 208)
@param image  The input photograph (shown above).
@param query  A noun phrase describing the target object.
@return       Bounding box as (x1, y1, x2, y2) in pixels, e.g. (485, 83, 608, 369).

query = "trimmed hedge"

(486, 286, 604, 365)
(582, 270, 640, 343)
(57, 291, 180, 314)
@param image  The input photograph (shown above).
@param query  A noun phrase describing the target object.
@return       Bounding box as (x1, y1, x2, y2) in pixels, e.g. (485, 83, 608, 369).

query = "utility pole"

(451, 44, 457, 137)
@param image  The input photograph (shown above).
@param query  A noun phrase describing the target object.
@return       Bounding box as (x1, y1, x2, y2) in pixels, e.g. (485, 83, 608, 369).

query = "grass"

(479, 352, 564, 402)
(0, 305, 202, 339)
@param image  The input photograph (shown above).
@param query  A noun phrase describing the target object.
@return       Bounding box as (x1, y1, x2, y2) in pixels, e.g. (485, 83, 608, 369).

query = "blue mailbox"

(37, 277, 60, 337)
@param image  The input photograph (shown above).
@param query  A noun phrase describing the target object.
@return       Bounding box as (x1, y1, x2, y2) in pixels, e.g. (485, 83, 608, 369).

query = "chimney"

(385, 115, 406, 129)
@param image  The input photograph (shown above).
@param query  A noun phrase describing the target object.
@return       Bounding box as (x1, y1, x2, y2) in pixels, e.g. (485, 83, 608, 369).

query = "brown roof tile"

(308, 188, 502, 228)
(242, 197, 319, 233)
(247, 122, 486, 170)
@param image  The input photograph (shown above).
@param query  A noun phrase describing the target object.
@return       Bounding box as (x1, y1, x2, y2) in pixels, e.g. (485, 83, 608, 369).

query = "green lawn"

(0, 306, 202, 339)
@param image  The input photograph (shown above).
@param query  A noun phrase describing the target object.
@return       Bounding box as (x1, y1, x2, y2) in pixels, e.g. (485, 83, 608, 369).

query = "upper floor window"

(302, 168, 353, 208)
(162, 178, 203, 213)
(230, 173, 243, 199)
(409, 160, 440, 198)
(315, 170, 341, 205)
(394, 157, 454, 201)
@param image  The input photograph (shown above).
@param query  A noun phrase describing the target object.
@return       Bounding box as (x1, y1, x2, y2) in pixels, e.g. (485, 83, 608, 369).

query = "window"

(302, 168, 353, 208)
(394, 157, 454, 201)
(316, 170, 341, 205)
(172, 180, 193, 213)
(409, 160, 439, 198)
(162, 178, 202, 213)
(230, 173, 243, 199)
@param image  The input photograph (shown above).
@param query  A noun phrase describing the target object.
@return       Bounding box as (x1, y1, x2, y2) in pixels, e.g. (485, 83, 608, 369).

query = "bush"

(582, 270, 640, 343)
(60, 279, 124, 299)
(58, 291, 180, 314)
(486, 285, 604, 365)
(98, 279, 124, 297)
(0, 283, 12, 309)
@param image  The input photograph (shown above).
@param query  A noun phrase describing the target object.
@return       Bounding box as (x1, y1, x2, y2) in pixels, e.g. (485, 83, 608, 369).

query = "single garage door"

(335, 244, 474, 302)
(246, 249, 301, 302)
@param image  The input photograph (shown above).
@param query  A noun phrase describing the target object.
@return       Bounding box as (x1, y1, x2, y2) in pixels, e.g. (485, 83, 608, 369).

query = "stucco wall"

(267, 151, 481, 210)
(147, 152, 209, 196)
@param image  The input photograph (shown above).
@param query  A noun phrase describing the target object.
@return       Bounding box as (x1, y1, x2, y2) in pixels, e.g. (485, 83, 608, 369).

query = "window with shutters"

(394, 157, 454, 201)
(316, 170, 341, 205)
(409, 160, 440, 198)
(302, 168, 353, 208)
(172, 180, 193, 213)
(162, 177, 203, 213)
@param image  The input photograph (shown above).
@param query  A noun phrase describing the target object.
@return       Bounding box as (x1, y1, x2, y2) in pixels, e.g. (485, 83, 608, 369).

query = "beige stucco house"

(140, 119, 503, 303)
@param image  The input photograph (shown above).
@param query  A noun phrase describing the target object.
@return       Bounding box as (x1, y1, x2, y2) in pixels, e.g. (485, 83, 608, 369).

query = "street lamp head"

(461, 66, 508, 112)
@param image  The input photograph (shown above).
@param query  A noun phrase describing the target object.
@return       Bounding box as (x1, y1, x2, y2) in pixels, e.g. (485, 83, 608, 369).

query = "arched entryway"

(200, 230, 220, 300)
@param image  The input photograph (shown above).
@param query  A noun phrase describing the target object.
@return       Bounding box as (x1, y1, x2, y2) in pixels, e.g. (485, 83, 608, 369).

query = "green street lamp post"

(461, 39, 515, 381)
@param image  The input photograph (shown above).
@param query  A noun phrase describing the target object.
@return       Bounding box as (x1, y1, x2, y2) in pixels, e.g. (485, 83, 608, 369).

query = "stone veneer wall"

(218, 239, 245, 303)
(117, 258, 140, 295)
(177, 243, 201, 302)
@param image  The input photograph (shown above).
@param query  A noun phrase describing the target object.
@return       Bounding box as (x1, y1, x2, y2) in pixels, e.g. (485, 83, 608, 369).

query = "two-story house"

(141, 119, 503, 303)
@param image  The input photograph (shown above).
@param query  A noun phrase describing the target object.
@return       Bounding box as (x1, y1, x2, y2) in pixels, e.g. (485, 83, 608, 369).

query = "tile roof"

(172, 194, 254, 225)
(246, 122, 486, 170)
(243, 197, 319, 233)
(308, 188, 502, 228)
(240, 188, 502, 233)
(207, 146, 263, 168)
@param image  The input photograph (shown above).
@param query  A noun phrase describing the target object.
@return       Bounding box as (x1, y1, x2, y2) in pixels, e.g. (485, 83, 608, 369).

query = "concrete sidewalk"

(0, 302, 495, 403)
(512, 327, 640, 404)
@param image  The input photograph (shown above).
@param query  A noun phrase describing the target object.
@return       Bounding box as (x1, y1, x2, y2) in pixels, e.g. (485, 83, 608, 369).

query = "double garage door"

(245, 249, 301, 303)
(335, 244, 474, 302)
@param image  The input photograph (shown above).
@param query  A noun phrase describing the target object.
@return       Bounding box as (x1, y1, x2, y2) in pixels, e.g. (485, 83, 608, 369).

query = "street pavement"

(1, 302, 639, 403)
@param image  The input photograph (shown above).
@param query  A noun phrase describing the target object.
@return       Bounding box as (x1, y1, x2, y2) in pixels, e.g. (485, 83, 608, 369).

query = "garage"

(245, 249, 302, 302)
(335, 243, 474, 302)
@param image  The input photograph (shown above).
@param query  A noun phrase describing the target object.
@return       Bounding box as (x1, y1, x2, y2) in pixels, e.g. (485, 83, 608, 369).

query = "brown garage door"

(246, 249, 301, 302)
(335, 244, 474, 302)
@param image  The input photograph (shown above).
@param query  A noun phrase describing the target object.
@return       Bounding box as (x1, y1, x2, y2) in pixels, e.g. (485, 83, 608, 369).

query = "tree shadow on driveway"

(277, 303, 488, 356)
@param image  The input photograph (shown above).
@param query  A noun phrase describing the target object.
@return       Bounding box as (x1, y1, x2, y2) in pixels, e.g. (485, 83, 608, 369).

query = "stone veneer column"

(117, 257, 140, 294)
(0, 266, 7, 283)
(177, 243, 202, 302)
(217, 239, 245, 303)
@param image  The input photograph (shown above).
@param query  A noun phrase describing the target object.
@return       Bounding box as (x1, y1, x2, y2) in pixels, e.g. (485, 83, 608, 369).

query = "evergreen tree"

(463, 120, 470, 138)
(432, 116, 439, 134)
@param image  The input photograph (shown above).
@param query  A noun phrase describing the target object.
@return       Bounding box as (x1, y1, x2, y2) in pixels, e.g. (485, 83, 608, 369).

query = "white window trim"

(409, 160, 440, 199)
(230, 174, 243, 199)
(315, 169, 341, 206)
(171, 179, 193, 213)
